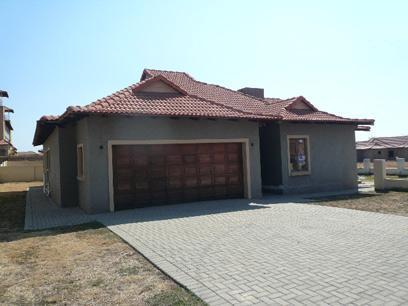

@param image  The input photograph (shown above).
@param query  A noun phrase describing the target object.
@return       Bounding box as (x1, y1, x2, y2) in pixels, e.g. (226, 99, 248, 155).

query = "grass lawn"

(0, 183, 205, 305)
(309, 191, 408, 217)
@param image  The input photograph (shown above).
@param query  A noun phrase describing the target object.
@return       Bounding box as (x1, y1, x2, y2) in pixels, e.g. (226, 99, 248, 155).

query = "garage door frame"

(107, 138, 252, 212)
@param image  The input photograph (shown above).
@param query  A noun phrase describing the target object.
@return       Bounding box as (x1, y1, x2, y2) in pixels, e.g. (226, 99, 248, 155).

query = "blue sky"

(1, 0, 407, 151)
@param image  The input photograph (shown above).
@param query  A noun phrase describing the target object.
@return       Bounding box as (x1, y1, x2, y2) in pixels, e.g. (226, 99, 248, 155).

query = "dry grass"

(309, 192, 408, 217)
(0, 186, 205, 305)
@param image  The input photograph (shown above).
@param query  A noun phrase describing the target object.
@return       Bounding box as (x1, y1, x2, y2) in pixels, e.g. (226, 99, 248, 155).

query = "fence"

(0, 164, 43, 183)
(358, 157, 408, 176)
(374, 159, 408, 191)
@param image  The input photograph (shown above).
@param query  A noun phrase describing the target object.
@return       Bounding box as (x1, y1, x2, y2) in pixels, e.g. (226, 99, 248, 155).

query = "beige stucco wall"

(140, 81, 178, 93)
(0, 164, 43, 182)
(74, 115, 263, 213)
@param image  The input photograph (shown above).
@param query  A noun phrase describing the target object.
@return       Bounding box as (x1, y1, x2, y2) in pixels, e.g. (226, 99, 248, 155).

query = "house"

(356, 136, 408, 162)
(0, 90, 16, 159)
(33, 69, 374, 213)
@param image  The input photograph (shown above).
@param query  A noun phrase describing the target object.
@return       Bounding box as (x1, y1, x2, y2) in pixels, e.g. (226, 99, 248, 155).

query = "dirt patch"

(0, 181, 43, 193)
(0, 192, 26, 234)
(0, 224, 205, 305)
(309, 192, 408, 217)
(0, 187, 205, 305)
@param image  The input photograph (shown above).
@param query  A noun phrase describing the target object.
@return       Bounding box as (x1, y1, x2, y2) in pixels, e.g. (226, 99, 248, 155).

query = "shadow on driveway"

(25, 186, 312, 230)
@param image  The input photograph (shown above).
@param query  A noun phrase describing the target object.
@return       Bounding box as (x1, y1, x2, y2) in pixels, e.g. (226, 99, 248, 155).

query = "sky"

(1, 0, 407, 151)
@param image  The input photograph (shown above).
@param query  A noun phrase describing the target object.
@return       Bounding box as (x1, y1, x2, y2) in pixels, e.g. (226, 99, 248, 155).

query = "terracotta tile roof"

(33, 68, 374, 145)
(143, 70, 373, 124)
(142, 69, 278, 116)
(264, 96, 373, 124)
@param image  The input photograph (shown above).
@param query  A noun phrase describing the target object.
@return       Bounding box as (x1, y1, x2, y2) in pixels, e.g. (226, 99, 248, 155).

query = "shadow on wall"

(26, 186, 312, 230)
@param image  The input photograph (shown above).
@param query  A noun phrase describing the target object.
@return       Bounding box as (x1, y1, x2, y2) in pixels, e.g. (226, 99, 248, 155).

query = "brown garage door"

(112, 143, 244, 210)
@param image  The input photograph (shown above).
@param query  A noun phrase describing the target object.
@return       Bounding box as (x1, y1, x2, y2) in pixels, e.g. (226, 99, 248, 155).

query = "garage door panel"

(184, 166, 197, 176)
(151, 166, 166, 178)
(198, 154, 211, 164)
(227, 143, 241, 152)
(134, 156, 149, 167)
(184, 189, 199, 202)
(212, 143, 225, 153)
(226, 164, 240, 174)
(183, 155, 196, 164)
(167, 190, 183, 203)
(168, 177, 183, 189)
(214, 164, 225, 175)
(113, 142, 244, 210)
(151, 145, 166, 155)
(167, 155, 183, 165)
(199, 166, 211, 175)
(228, 175, 241, 185)
(117, 180, 131, 192)
(134, 179, 149, 190)
(150, 178, 167, 191)
(181, 144, 197, 154)
(167, 165, 183, 177)
(199, 187, 215, 199)
(199, 175, 212, 186)
(151, 155, 165, 166)
(227, 152, 240, 162)
(214, 186, 227, 196)
(151, 191, 167, 202)
(213, 153, 225, 163)
(197, 143, 211, 153)
(214, 176, 226, 185)
(227, 185, 243, 196)
(185, 177, 198, 187)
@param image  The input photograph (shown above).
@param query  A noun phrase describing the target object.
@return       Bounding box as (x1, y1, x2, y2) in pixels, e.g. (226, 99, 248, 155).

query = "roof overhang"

(33, 121, 59, 146)
(356, 125, 371, 131)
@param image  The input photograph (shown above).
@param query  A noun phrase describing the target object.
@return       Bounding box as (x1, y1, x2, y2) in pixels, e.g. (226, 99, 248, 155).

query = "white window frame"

(287, 135, 311, 176)
(76, 144, 85, 180)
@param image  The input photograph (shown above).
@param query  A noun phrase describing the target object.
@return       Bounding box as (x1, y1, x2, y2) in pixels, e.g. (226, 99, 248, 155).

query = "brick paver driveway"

(97, 198, 408, 305)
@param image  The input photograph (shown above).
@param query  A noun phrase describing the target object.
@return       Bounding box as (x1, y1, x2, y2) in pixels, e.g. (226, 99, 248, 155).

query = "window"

(388, 150, 395, 159)
(44, 150, 50, 171)
(77, 144, 84, 179)
(4, 127, 10, 142)
(288, 136, 311, 176)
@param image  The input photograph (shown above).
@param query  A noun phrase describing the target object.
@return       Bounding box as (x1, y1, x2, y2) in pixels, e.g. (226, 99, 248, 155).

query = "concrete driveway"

(96, 198, 408, 305)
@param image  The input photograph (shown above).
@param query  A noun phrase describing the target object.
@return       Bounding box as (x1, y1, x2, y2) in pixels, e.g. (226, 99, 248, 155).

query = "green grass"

(146, 287, 206, 306)
(0, 192, 26, 233)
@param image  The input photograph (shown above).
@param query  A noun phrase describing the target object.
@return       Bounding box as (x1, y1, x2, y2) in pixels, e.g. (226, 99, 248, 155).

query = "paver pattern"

(25, 187, 93, 230)
(97, 199, 408, 305)
(25, 188, 408, 305)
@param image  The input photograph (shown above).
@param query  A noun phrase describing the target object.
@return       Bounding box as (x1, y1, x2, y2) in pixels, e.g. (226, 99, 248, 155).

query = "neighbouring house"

(33, 69, 374, 213)
(356, 136, 408, 162)
(0, 90, 43, 182)
(0, 90, 16, 159)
